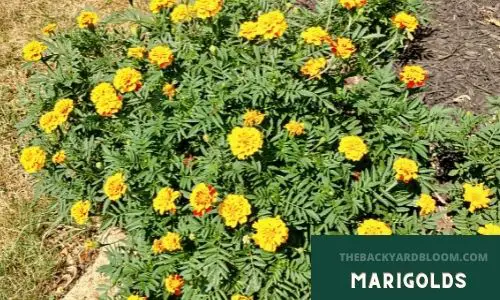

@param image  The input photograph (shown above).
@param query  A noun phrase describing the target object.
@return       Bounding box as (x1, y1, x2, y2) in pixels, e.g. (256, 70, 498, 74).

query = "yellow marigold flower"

(190, 183, 218, 216)
(103, 172, 127, 201)
(393, 157, 418, 183)
(463, 183, 491, 213)
(193, 0, 224, 19)
(232, 295, 253, 300)
(300, 57, 327, 78)
(357, 219, 392, 235)
(153, 187, 181, 215)
(163, 83, 176, 99)
(90, 83, 123, 117)
(301, 26, 329, 46)
(52, 150, 66, 164)
(20, 146, 46, 173)
(392, 12, 419, 33)
(227, 126, 264, 159)
(252, 216, 288, 252)
(239, 21, 259, 40)
(338, 136, 368, 161)
(218, 194, 252, 228)
(113, 67, 143, 93)
(84, 239, 98, 251)
(284, 120, 305, 136)
(256, 10, 288, 40)
(149, 0, 176, 14)
(127, 46, 146, 59)
(149, 45, 174, 69)
(164, 274, 184, 296)
(127, 295, 146, 300)
(77, 11, 99, 29)
(54, 98, 74, 120)
(160, 232, 182, 252)
(152, 239, 164, 254)
(171, 4, 195, 23)
(399, 65, 429, 88)
(330, 37, 356, 59)
(478, 224, 500, 235)
(22, 41, 47, 62)
(71, 200, 91, 225)
(339, 0, 367, 9)
(416, 194, 436, 216)
(39, 111, 63, 134)
(243, 110, 265, 127)
(42, 23, 57, 36)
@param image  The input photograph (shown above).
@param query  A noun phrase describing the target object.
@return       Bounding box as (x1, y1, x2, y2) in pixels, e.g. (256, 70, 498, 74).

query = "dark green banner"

(312, 236, 500, 300)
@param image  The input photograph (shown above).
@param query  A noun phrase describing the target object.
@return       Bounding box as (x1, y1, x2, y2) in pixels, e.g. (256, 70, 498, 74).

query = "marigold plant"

(17, 0, 500, 298)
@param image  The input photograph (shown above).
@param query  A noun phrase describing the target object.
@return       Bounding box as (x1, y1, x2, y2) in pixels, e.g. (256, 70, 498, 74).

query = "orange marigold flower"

(103, 172, 127, 201)
(171, 4, 195, 23)
(90, 83, 123, 117)
(149, 45, 174, 69)
(300, 57, 327, 78)
(71, 200, 91, 225)
(242, 110, 265, 127)
(392, 12, 419, 32)
(113, 67, 142, 93)
(190, 183, 218, 216)
(330, 37, 356, 59)
(284, 120, 305, 136)
(52, 150, 66, 164)
(339, 0, 367, 10)
(393, 157, 419, 183)
(39, 111, 64, 134)
(162, 83, 176, 99)
(20, 146, 46, 173)
(77, 11, 99, 29)
(42, 23, 57, 36)
(164, 274, 184, 296)
(399, 65, 429, 88)
(53, 98, 74, 121)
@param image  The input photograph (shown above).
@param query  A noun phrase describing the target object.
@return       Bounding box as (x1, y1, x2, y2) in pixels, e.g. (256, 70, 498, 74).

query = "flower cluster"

(164, 274, 184, 296)
(39, 98, 74, 134)
(152, 232, 182, 253)
(300, 57, 327, 79)
(330, 37, 356, 59)
(239, 11, 287, 40)
(301, 26, 330, 46)
(90, 83, 123, 117)
(171, 4, 195, 23)
(70, 200, 91, 225)
(357, 219, 392, 235)
(148, 45, 175, 69)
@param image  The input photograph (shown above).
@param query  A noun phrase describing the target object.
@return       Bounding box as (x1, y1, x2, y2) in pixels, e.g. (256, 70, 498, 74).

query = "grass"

(0, 0, 145, 298)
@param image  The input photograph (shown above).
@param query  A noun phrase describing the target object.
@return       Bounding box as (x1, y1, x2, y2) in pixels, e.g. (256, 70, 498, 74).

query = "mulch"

(401, 0, 500, 112)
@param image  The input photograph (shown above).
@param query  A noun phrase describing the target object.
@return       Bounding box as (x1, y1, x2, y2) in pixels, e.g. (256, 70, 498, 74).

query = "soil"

(401, 0, 500, 112)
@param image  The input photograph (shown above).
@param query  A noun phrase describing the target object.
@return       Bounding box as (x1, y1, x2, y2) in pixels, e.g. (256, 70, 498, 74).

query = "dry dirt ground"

(401, 0, 500, 112)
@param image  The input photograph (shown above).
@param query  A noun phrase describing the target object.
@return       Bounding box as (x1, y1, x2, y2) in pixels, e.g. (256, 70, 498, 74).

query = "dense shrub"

(18, 0, 500, 299)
